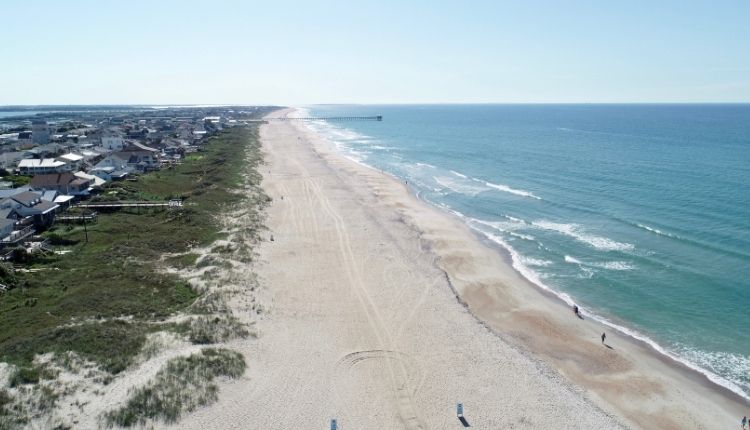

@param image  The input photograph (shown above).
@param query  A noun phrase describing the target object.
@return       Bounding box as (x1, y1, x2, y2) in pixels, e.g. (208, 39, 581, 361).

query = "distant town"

(0, 106, 270, 262)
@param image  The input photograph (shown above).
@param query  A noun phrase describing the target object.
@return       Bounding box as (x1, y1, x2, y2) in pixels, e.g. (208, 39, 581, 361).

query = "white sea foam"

(470, 224, 749, 400)
(532, 220, 635, 252)
(565, 255, 633, 271)
(503, 215, 526, 224)
(475, 228, 577, 307)
(450, 170, 468, 178)
(636, 223, 677, 238)
(518, 255, 553, 267)
(415, 162, 436, 168)
(675, 345, 750, 395)
(594, 261, 634, 271)
(433, 176, 486, 196)
(470, 217, 527, 234)
(509, 231, 536, 241)
(483, 181, 542, 200)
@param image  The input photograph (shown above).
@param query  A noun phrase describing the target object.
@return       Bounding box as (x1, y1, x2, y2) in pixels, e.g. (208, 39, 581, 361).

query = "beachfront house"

(120, 150, 159, 172)
(91, 152, 133, 180)
(93, 153, 130, 173)
(74, 171, 107, 188)
(18, 158, 69, 175)
(30, 172, 91, 196)
(0, 191, 58, 227)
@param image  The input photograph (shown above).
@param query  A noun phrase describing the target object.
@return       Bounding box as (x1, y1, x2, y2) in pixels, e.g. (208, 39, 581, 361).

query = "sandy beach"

(176, 109, 748, 430)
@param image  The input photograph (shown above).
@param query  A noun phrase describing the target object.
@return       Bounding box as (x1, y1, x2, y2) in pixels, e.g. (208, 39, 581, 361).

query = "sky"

(1, 0, 749, 105)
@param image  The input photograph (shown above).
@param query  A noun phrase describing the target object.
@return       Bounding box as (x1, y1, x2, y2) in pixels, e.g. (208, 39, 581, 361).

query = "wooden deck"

(76, 199, 183, 209)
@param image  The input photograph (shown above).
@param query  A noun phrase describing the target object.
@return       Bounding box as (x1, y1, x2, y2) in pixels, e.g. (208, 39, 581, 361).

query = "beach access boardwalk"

(55, 212, 99, 223)
(76, 199, 183, 209)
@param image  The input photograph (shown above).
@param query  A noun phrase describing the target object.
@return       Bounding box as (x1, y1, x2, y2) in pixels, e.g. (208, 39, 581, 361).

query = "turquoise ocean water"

(303, 104, 750, 399)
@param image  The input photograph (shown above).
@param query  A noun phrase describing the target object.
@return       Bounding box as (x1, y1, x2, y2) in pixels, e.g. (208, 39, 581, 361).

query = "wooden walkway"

(76, 199, 183, 209)
(56, 212, 98, 223)
(0, 226, 35, 245)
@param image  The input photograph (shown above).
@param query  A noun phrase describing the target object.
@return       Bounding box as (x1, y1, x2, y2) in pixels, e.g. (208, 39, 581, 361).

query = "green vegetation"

(0, 175, 31, 187)
(164, 252, 200, 269)
(0, 127, 264, 373)
(103, 348, 245, 427)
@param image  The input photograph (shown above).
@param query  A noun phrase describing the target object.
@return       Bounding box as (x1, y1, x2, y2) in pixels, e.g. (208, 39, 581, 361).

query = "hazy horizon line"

(2, 101, 750, 108)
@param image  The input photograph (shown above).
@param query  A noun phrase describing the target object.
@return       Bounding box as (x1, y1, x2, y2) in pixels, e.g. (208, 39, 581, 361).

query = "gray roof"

(40, 190, 58, 202)
(32, 200, 58, 214)
(0, 186, 31, 199)
(0, 208, 14, 220)
(10, 191, 43, 207)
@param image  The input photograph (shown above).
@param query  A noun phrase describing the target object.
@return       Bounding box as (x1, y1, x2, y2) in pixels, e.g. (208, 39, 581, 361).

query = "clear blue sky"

(2, 0, 749, 105)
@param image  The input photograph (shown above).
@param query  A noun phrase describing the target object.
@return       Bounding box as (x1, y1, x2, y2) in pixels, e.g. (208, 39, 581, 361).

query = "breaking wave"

(532, 220, 635, 252)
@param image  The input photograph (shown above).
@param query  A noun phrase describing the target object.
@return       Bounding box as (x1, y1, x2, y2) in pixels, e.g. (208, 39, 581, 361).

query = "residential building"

(101, 130, 124, 151)
(74, 171, 107, 188)
(18, 158, 69, 175)
(57, 153, 84, 171)
(32, 120, 50, 145)
(17, 131, 32, 144)
(0, 191, 58, 227)
(30, 172, 91, 196)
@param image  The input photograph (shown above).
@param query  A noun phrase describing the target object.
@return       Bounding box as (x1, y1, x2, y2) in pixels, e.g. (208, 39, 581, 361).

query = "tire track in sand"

(306, 177, 426, 430)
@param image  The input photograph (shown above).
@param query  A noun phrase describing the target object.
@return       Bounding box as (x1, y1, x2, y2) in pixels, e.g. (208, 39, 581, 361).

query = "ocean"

(302, 104, 750, 400)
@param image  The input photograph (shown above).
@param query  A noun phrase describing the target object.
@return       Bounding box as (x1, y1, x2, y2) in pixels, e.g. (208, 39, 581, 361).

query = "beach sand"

(176, 109, 747, 429)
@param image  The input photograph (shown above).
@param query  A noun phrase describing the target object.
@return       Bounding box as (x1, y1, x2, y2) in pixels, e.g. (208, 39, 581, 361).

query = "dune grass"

(103, 348, 245, 428)
(0, 124, 267, 375)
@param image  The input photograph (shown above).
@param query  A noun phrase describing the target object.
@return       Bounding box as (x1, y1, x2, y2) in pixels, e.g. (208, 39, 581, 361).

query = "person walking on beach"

(601, 332, 606, 344)
(742, 415, 747, 429)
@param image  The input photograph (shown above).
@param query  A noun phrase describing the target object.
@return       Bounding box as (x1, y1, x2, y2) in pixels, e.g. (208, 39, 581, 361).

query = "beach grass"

(103, 348, 245, 428)
(0, 125, 265, 374)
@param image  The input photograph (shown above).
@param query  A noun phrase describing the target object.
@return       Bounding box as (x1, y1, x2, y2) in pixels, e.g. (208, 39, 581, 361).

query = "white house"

(101, 131, 124, 151)
(94, 153, 129, 172)
(57, 153, 84, 171)
(18, 158, 69, 175)
(91, 153, 132, 180)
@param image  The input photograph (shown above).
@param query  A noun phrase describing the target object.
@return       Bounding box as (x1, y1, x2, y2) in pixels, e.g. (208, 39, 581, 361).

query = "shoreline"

(173, 110, 625, 429)
(285, 108, 748, 428)
(298, 107, 750, 405)
(470, 223, 750, 405)
(457, 209, 750, 403)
